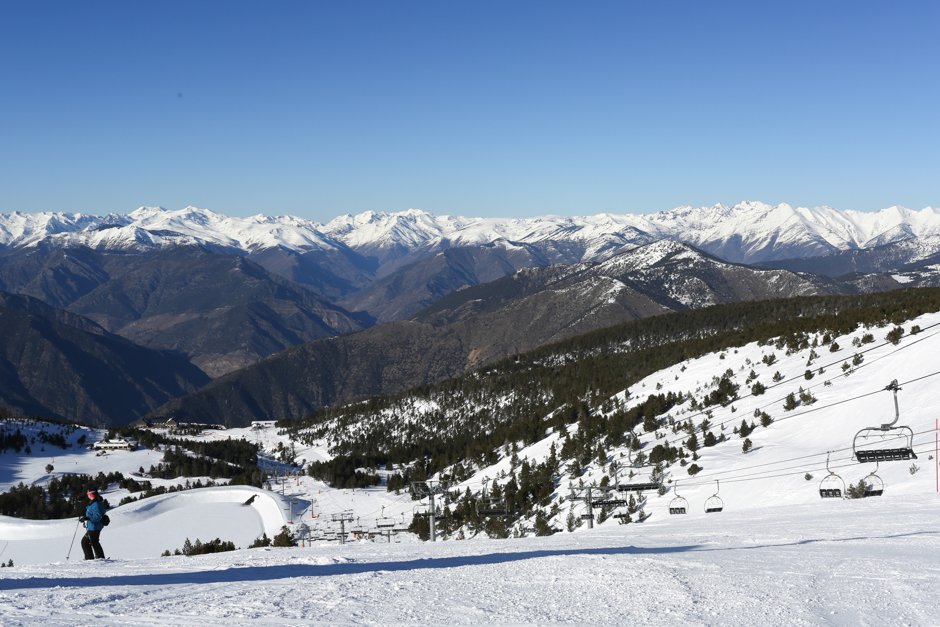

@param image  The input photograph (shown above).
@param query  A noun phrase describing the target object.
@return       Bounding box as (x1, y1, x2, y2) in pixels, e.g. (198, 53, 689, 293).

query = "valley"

(4, 202, 939, 426)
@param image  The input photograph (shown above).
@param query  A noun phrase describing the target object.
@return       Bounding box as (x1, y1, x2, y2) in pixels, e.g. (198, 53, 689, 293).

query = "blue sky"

(1, 2, 938, 222)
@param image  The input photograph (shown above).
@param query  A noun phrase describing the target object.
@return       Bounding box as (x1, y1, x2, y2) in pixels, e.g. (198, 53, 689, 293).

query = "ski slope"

(2, 310, 940, 624)
(0, 495, 938, 626)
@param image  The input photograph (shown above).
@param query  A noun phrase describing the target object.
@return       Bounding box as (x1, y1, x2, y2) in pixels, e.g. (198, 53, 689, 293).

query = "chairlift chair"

(668, 481, 688, 515)
(704, 480, 723, 513)
(476, 485, 509, 517)
(477, 497, 509, 517)
(864, 462, 885, 497)
(376, 517, 396, 529)
(819, 452, 845, 499)
(853, 380, 917, 462)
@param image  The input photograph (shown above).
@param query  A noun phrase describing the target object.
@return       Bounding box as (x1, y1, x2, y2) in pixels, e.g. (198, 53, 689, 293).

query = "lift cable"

(408, 324, 940, 513)
(657, 423, 938, 486)
(447, 369, 940, 507)
(673, 440, 937, 489)
(645, 335, 940, 453)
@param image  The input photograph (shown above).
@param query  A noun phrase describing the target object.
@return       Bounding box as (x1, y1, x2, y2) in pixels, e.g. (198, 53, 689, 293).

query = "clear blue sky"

(1, 1, 938, 222)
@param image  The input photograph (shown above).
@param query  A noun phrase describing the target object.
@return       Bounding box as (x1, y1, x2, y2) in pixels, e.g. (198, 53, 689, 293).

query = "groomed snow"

(1, 495, 939, 626)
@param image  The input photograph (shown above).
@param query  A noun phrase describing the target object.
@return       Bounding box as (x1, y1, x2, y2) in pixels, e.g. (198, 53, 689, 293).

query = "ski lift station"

(91, 438, 137, 451)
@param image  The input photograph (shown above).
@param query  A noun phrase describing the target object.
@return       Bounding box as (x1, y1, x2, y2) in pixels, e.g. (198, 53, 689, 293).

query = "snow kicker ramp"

(0, 486, 288, 566)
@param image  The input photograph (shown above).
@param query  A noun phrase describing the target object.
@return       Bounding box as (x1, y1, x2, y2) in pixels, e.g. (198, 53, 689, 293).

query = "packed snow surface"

(1, 496, 939, 626)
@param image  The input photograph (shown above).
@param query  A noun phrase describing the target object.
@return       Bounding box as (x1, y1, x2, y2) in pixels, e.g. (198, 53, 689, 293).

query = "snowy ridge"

(0, 207, 343, 254)
(4, 202, 940, 264)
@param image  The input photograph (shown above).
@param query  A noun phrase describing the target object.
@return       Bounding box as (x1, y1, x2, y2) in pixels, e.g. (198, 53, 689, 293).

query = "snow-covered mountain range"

(3, 201, 940, 265)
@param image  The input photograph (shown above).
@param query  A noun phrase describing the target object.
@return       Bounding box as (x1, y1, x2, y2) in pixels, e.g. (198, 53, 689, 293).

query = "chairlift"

(376, 517, 396, 529)
(668, 481, 688, 515)
(863, 462, 885, 497)
(853, 380, 917, 462)
(704, 480, 723, 513)
(477, 497, 509, 517)
(819, 452, 845, 499)
(476, 486, 509, 517)
(616, 432, 663, 493)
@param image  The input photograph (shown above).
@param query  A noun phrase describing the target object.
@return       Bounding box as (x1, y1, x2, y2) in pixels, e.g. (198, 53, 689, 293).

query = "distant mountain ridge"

(0, 248, 366, 377)
(4, 202, 940, 269)
(0, 291, 210, 425)
(147, 241, 860, 427)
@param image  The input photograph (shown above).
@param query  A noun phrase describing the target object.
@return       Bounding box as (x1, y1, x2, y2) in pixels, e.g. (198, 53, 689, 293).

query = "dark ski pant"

(81, 529, 105, 560)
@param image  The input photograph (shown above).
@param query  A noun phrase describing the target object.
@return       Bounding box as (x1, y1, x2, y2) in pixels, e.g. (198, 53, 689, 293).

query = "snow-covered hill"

(4, 202, 940, 265)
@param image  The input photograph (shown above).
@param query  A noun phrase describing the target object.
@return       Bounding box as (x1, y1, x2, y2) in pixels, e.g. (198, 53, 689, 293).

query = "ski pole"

(66, 519, 81, 561)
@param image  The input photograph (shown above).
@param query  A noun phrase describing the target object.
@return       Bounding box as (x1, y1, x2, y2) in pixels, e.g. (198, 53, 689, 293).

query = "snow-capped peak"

(3, 202, 940, 266)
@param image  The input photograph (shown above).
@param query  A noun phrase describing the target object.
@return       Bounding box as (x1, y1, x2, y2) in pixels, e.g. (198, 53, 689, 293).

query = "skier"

(79, 489, 107, 560)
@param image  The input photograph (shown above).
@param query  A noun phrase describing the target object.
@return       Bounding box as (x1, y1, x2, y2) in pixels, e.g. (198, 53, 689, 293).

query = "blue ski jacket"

(85, 498, 106, 532)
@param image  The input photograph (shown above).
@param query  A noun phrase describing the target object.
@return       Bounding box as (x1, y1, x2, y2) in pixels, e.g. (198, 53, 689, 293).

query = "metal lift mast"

(567, 484, 626, 529)
(411, 480, 454, 542)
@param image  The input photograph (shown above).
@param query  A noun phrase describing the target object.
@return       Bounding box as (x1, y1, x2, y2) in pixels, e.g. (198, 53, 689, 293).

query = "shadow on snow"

(4, 529, 938, 591)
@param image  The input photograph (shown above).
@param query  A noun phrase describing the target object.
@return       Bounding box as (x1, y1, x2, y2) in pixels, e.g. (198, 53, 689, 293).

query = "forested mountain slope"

(281, 287, 940, 478)
(0, 247, 365, 377)
(148, 281, 940, 428)
(147, 241, 853, 426)
(0, 296, 210, 425)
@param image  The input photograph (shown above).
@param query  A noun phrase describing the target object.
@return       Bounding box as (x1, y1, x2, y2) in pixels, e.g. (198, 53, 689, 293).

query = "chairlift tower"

(331, 511, 354, 545)
(411, 479, 454, 542)
(376, 506, 397, 542)
(567, 484, 626, 529)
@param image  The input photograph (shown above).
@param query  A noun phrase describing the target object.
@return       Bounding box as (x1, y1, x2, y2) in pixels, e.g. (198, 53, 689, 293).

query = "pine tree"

(845, 479, 868, 499)
(742, 438, 753, 453)
(249, 533, 272, 548)
(534, 510, 553, 536)
(566, 512, 577, 532)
